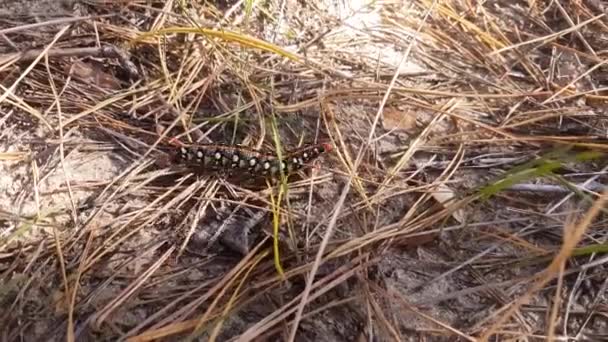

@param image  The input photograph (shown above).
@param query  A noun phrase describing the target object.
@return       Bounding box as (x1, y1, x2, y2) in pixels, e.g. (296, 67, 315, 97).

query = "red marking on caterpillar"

(173, 142, 331, 179)
(167, 137, 184, 147)
(319, 142, 333, 153)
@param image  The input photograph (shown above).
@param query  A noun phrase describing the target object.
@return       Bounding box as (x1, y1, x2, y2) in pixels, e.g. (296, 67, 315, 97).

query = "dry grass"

(1, 0, 608, 341)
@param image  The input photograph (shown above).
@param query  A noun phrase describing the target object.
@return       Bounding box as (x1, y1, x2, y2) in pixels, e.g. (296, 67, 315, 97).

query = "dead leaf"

(586, 93, 608, 108)
(431, 183, 466, 224)
(52, 288, 70, 315)
(0, 151, 27, 161)
(67, 60, 121, 89)
(382, 106, 417, 132)
(395, 231, 438, 250)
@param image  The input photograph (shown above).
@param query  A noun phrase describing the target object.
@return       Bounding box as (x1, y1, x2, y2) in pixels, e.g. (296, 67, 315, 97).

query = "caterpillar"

(173, 142, 332, 179)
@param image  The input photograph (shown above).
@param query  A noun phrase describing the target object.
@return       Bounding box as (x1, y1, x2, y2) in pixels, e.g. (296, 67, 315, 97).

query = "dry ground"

(1, 0, 608, 341)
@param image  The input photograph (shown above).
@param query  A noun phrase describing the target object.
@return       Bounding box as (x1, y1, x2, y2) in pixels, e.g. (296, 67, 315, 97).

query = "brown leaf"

(67, 60, 121, 89)
(382, 107, 417, 132)
(52, 288, 69, 315)
(585, 93, 608, 108)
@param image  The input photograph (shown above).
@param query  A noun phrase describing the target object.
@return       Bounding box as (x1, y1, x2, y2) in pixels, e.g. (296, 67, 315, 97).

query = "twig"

(0, 14, 115, 35)
(505, 182, 605, 193)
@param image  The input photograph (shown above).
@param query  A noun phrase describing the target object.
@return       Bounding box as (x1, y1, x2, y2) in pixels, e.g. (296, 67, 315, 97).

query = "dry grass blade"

(136, 27, 302, 62)
(237, 254, 370, 341)
(481, 188, 608, 340)
(0, 24, 71, 129)
(488, 13, 606, 56)
(2, 0, 608, 340)
(92, 244, 175, 329)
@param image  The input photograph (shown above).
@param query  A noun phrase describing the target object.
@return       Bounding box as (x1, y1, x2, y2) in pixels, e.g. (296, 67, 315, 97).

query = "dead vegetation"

(1, 0, 608, 341)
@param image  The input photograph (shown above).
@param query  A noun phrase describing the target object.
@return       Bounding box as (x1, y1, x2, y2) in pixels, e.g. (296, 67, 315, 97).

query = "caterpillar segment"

(174, 143, 331, 178)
